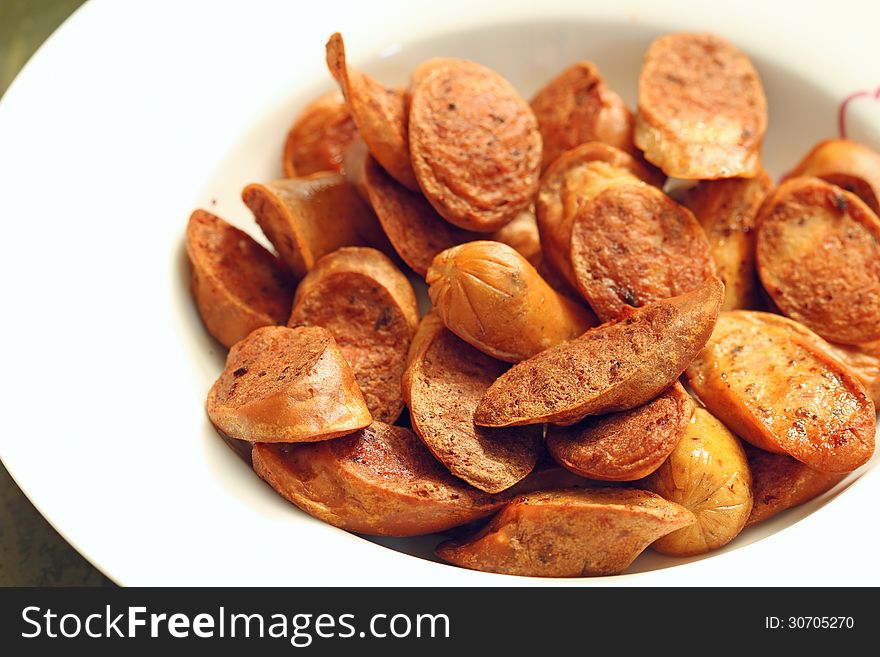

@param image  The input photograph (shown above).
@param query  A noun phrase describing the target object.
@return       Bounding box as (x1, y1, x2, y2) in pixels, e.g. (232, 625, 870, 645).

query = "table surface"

(0, 0, 112, 587)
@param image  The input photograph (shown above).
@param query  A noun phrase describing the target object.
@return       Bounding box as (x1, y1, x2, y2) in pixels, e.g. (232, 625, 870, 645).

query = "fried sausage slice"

(635, 32, 767, 179)
(409, 59, 542, 232)
(744, 444, 846, 527)
(362, 154, 479, 276)
(242, 173, 391, 281)
(252, 422, 503, 536)
(570, 183, 715, 321)
(288, 247, 418, 423)
(186, 210, 293, 348)
(682, 171, 773, 310)
(207, 326, 372, 443)
(427, 241, 596, 362)
(436, 488, 695, 577)
(686, 311, 876, 473)
(531, 61, 635, 170)
(547, 383, 693, 481)
(536, 142, 664, 289)
(402, 313, 543, 493)
(756, 177, 880, 344)
(282, 90, 358, 177)
(824, 339, 880, 406)
(642, 408, 753, 556)
(786, 139, 880, 214)
(475, 277, 724, 427)
(325, 33, 418, 190)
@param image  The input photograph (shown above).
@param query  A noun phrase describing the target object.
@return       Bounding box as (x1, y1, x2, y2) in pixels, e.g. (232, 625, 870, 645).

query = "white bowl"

(1, 0, 879, 586)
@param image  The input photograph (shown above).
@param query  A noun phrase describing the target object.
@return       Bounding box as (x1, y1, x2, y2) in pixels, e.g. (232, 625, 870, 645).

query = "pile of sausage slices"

(186, 31, 880, 577)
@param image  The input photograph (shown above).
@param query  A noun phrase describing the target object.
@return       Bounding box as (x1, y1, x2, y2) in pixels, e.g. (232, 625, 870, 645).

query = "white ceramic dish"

(1, 0, 879, 586)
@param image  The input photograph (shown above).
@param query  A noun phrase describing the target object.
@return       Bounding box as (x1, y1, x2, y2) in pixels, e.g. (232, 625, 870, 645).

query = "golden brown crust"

(824, 339, 880, 406)
(682, 170, 773, 310)
(686, 311, 876, 473)
(744, 444, 845, 527)
(207, 326, 372, 442)
(186, 210, 293, 349)
(436, 488, 695, 577)
(475, 277, 724, 427)
(570, 183, 715, 321)
(756, 177, 880, 344)
(547, 383, 693, 481)
(635, 32, 767, 179)
(427, 241, 596, 362)
(402, 313, 543, 493)
(252, 422, 504, 536)
(786, 139, 880, 214)
(642, 408, 753, 556)
(362, 154, 479, 276)
(288, 247, 418, 423)
(530, 61, 635, 170)
(409, 59, 542, 232)
(282, 90, 358, 177)
(325, 33, 418, 189)
(536, 142, 665, 289)
(241, 173, 392, 281)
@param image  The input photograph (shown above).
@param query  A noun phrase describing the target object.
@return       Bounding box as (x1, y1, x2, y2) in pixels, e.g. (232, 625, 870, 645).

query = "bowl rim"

(1, 0, 878, 586)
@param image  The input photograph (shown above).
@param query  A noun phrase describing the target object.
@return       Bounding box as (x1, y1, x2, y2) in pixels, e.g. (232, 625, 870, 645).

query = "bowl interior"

(181, 18, 878, 577)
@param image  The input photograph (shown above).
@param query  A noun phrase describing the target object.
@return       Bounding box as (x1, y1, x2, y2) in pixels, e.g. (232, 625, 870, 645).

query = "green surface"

(0, 0, 112, 586)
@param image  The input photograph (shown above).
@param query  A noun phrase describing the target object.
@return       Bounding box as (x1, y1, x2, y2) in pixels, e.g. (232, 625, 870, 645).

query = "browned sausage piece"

(744, 444, 845, 528)
(531, 61, 635, 171)
(686, 311, 876, 473)
(641, 407, 753, 556)
(409, 57, 461, 90)
(756, 177, 880, 344)
(570, 183, 715, 321)
(409, 59, 542, 232)
(436, 488, 695, 577)
(252, 422, 504, 536)
(536, 142, 664, 289)
(186, 210, 293, 348)
(207, 326, 372, 443)
(289, 247, 418, 423)
(345, 136, 540, 267)
(362, 154, 479, 277)
(282, 90, 358, 177)
(325, 33, 418, 190)
(242, 173, 391, 281)
(427, 241, 596, 362)
(682, 171, 773, 310)
(402, 313, 543, 493)
(547, 383, 694, 481)
(786, 139, 880, 214)
(475, 277, 724, 427)
(635, 32, 767, 179)
(824, 339, 880, 406)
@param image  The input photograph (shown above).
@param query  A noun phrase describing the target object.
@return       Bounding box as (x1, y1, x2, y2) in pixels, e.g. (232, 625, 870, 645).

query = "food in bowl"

(185, 30, 879, 577)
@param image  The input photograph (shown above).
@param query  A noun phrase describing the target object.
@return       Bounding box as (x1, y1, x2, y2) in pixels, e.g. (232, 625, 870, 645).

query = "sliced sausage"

(186, 209, 293, 348)
(289, 247, 418, 423)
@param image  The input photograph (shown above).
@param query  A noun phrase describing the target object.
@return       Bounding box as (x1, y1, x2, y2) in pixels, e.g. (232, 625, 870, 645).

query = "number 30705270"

(765, 617, 854, 630)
